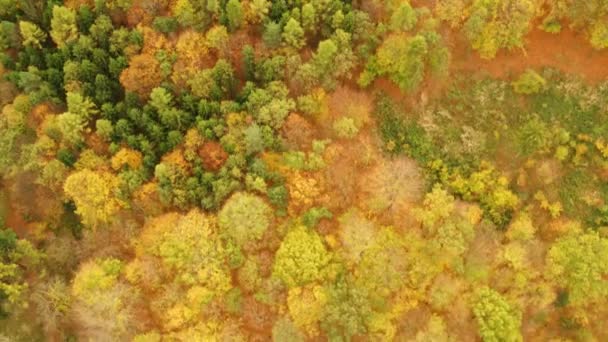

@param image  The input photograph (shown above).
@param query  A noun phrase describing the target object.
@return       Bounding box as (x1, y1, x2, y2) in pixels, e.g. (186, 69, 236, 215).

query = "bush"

(512, 70, 546, 95)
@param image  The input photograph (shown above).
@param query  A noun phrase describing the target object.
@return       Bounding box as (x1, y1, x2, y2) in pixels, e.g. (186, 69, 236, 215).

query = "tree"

(127, 210, 232, 331)
(463, 0, 537, 59)
(547, 232, 608, 306)
(273, 226, 331, 288)
(63, 169, 123, 228)
(55, 112, 86, 146)
(301, 3, 316, 34)
(248, 0, 271, 24)
(226, 0, 243, 32)
(66, 92, 98, 119)
(218, 192, 272, 246)
(71, 257, 139, 340)
(50, 5, 79, 48)
(472, 287, 522, 342)
(246, 81, 295, 129)
(263, 21, 282, 48)
(19, 21, 47, 49)
(0, 228, 41, 319)
(389, 2, 418, 32)
(282, 18, 305, 49)
(119, 54, 164, 98)
(512, 69, 546, 94)
(242, 45, 256, 81)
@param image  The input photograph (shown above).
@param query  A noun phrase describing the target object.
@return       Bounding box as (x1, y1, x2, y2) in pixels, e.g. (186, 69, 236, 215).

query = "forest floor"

(374, 25, 608, 105)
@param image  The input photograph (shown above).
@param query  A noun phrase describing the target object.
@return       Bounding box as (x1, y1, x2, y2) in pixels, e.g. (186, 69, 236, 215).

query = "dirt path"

(448, 27, 608, 83)
(370, 25, 608, 105)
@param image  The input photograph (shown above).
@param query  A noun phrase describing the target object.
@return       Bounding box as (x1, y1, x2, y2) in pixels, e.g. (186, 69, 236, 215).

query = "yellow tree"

(126, 210, 232, 332)
(63, 169, 123, 228)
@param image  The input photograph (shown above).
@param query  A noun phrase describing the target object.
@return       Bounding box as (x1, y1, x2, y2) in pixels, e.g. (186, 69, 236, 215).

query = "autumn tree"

(50, 5, 79, 48)
(226, 0, 243, 32)
(0, 228, 42, 318)
(283, 18, 305, 49)
(273, 226, 332, 288)
(126, 210, 232, 331)
(463, 0, 537, 59)
(218, 192, 272, 246)
(71, 258, 140, 340)
(360, 31, 449, 91)
(472, 287, 522, 342)
(547, 232, 608, 306)
(119, 54, 163, 98)
(19, 21, 46, 49)
(63, 169, 123, 228)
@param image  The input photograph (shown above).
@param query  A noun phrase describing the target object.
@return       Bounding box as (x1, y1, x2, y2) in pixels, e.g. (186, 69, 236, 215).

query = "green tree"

(226, 0, 243, 31)
(463, 0, 537, 59)
(218, 192, 272, 246)
(472, 287, 522, 342)
(0, 228, 41, 318)
(273, 226, 331, 288)
(547, 232, 608, 306)
(263, 21, 282, 48)
(50, 5, 78, 48)
(282, 18, 305, 49)
(301, 3, 316, 33)
(18, 21, 47, 49)
(511, 69, 546, 94)
(389, 2, 418, 32)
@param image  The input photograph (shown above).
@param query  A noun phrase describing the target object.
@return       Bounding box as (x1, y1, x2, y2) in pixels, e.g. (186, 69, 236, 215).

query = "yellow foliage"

(74, 149, 107, 171)
(184, 128, 205, 161)
(161, 148, 189, 170)
(63, 169, 123, 227)
(111, 147, 143, 171)
(286, 172, 324, 213)
(132, 210, 231, 330)
(138, 24, 170, 54)
(287, 285, 327, 337)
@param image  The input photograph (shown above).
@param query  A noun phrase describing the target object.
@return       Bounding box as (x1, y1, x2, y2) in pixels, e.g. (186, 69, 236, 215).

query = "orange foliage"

(139, 25, 170, 54)
(281, 113, 316, 150)
(199, 141, 228, 172)
(111, 148, 143, 170)
(119, 53, 163, 98)
(162, 148, 190, 170)
(29, 102, 56, 131)
(242, 297, 275, 335)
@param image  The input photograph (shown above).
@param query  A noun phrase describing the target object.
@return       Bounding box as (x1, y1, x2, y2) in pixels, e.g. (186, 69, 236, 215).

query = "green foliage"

(547, 232, 608, 306)
(273, 226, 331, 288)
(153, 17, 179, 34)
(282, 18, 305, 49)
(389, 2, 418, 32)
(374, 95, 439, 162)
(302, 207, 333, 228)
(72, 258, 123, 305)
(321, 275, 371, 340)
(50, 5, 78, 48)
(0, 228, 29, 318)
(263, 21, 282, 48)
(472, 287, 523, 342)
(333, 117, 359, 138)
(463, 0, 536, 59)
(226, 0, 243, 32)
(512, 70, 546, 94)
(246, 81, 295, 129)
(18, 21, 46, 49)
(218, 192, 272, 246)
(590, 21, 608, 49)
(433, 161, 519, 227)
(364, 31, 449, 92)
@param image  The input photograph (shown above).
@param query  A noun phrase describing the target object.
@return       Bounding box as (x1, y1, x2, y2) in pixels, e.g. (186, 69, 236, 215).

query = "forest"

(0, 0, 608, 341)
